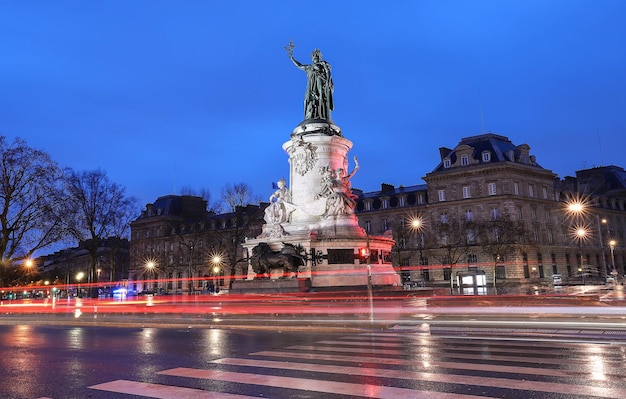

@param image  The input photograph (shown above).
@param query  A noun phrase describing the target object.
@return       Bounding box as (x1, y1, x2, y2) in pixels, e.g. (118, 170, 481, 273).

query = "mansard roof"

(575, 165, 626, 196)
(136, 195, 208, 220)
(355, 183, 427, 200)
(431, 133, 546, 172)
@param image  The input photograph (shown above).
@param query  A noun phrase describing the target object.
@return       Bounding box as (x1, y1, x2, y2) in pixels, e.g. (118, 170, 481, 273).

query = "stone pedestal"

(241, 121, 401, 292)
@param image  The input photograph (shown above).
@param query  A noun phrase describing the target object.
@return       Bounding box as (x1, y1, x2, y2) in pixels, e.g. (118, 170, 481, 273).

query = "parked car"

(552, 274, 563, 286)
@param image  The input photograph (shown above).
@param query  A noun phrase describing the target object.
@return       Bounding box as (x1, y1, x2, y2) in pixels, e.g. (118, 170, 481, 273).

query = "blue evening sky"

(1, 1, 625, 209)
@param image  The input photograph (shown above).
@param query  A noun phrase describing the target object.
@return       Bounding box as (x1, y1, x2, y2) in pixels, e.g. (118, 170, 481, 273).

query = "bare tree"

(424, 219, 475, 290)
(0, 137, 68, 286)
(64, 169, 138, 294)
(180, 186, 221, 213)
(478, 215, 532, 288)
(207, 205, 264, 288)
(221, 183, 262, 212)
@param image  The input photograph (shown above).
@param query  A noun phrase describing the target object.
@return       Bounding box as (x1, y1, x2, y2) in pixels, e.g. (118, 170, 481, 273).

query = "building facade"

(354, 133, 626, 288)
(38, 238, 129, 292)
(128, 195, 264, 294)
(127, 134, 626, 292)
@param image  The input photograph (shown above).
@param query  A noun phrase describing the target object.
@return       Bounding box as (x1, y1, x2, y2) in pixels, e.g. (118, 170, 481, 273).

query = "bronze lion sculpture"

(250, 242, 306, 279)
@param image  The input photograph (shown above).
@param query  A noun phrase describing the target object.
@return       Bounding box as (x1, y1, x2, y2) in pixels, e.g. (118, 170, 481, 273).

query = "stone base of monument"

(242, 234, 401, 291)
(230, 278, 310, 294)
(310, 263, 401, 288)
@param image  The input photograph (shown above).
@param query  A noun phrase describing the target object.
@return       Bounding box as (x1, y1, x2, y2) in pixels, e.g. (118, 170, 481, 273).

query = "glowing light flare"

(144, 259, 158, 273)
(564, 195, 591, 220)
(570, 224, 591, 244)
(411, 217, 422, 230)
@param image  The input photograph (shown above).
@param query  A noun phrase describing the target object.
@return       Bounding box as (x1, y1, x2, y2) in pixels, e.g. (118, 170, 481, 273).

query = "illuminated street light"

(211, 255, 222, 273)
(76, 271, 85, 297)
(575, 227, 587, 285)
(568, 201, 584, 214)
(210, 255, 223, 293)
(145, 260, 157, 293)
(409, 217, 425, 286)
(609, 239, 617, 279)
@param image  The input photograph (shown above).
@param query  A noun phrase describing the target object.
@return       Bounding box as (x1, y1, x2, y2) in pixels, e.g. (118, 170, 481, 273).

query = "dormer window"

(461, 154, 469, 165)
(443, 158, 451, 168)
(482, 151, 491, 162)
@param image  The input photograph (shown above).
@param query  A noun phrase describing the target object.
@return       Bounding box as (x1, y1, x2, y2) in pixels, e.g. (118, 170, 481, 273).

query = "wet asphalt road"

(1, 322, 625, 399)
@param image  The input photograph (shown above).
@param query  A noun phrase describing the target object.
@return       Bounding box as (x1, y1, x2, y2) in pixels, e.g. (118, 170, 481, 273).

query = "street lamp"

(410, 217, 424, 286)
(211, 255, 222, 293)
(609, 239, 617, 280)
(145, 261, 157, 293)
(576, 227, 587, 285)
(76, 271, 85, 297)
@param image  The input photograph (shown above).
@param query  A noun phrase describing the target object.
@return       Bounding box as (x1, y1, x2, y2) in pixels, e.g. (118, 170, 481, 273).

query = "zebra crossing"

(89, 329, 626, 398)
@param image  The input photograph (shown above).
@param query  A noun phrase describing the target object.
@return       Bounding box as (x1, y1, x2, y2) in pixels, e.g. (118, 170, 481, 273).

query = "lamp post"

(410, 217, 424, 287)
(146, 261, 156, 293)
(76, 272, 85, 297)
(567, 199, 589, 285)
(576, 227, 587, 285)
(609, 239, 617, 283)
(211, 255, 222, 294)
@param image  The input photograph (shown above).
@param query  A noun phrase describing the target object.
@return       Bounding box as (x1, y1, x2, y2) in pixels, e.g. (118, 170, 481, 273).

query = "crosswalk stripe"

(211, 357, 625, 398)
(250, 350, 580, 378)
(314, 339, 619, 358)
(289, 343, 624, 365)
(89, 379, 259, 398)
(157, 367, 494, 399)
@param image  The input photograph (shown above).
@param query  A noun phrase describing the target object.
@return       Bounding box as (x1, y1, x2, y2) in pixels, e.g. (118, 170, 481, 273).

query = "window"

(463, 186, 471, 198)
(417, 194, 424, 204)
(513, 182, 519, 195)
(438, 189, 446, 202)
(482, 151, 491, 162)
(531, 208, 537, 221)
(400, 197, 406, 207)
(465, 209, 473, 221)
(547, 229, 553, 244)
(382, 198, 389, 209)
(382, 219, 389, 231)
(365, 220, 371, 232)
(443, 159, 451, 168)
(490, 207, 499, 220)
(528, 184, 534, 198)
(517, 206, 523, 220)
(522, 253, 530, 278)
(467, 228, 476, 243)
(440, 212, 448, 223)
(493, 226, 501, 241)
(461, 154, 469, 165)
(365, 201, 371, 211)
(542, 186, 548, 199)
(488, 182, 497, 196)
